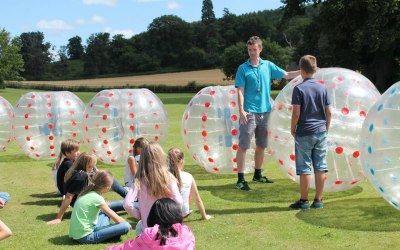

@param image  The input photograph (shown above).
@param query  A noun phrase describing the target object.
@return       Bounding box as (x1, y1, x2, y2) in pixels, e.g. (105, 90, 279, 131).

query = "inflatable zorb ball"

(13, 92, 84, 159)
(83, 89, 168, 165)
(0, 96, 14, 151)
(360, 82, 400, 209)
(269, 68, 380, 191)
(182, 85, 273, 174)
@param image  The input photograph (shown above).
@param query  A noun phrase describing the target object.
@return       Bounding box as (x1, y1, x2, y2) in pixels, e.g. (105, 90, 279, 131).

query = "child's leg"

(312, 132, 328, 201)
(77, 222, 131, 244)
(0, 220, 12, 241)
(300, 174, 311, 200)
(107, 200, 124, 212)
(0, 192, 10, 203)
(314, 172, 326, 201)
(111, 179, 128, 198)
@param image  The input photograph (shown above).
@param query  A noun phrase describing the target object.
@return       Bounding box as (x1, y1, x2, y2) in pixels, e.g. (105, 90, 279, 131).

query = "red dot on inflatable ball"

(335, 147, 344, 154)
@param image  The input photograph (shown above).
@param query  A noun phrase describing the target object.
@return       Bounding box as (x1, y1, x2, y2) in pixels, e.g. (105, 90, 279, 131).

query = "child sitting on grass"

(167, 148, 212, 220)
(124, 137, 148, 188)
(123, 142, 182, 236)
(69, 170, 131, 244)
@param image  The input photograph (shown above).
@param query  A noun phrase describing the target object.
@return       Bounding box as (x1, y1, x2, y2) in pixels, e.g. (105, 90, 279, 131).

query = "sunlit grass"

(1, 89, 400, 249)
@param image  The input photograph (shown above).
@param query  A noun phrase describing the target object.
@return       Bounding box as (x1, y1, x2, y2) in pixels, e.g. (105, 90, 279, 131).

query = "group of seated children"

(49, 138, 211, 249)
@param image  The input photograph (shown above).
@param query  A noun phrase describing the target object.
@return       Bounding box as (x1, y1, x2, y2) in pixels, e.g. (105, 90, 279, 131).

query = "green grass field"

(1, 88, 400, 249)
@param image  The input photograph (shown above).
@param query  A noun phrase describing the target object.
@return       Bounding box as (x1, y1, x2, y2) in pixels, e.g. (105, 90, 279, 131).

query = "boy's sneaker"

(311, 198, 324, 208)
(252, 176, 274, 183)
(289, 199, 310, 209)
(236, 181, 252, 191)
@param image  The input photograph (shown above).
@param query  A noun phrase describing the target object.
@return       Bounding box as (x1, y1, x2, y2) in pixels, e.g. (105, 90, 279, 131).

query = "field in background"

(20, 69, 234, 87)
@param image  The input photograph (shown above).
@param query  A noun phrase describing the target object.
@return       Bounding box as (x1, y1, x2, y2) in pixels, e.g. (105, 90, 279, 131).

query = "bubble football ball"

(269, 68, 381, 191)
(13, 91, 84, 160)
(0, 96, 14, 151)
(83, 89, 168, 165)
(360, 81, 400, 208)
(181, 85, 273, 174)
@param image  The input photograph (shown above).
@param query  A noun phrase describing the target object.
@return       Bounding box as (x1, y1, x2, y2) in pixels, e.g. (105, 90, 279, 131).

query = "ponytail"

(78, 170, 113, 198)
(167, 148, 184, 190)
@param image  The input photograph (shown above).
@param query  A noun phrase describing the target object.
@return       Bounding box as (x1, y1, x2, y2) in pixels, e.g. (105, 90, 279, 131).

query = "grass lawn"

(1, 88, 400, 249)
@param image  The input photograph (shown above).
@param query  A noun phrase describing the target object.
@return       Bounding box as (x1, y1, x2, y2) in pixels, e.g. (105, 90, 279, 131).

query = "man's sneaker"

(252, 176, 274, 183)
(311, 198, 324, 208)
(289, 199, 310, 209)
(236, 181, 252, 191)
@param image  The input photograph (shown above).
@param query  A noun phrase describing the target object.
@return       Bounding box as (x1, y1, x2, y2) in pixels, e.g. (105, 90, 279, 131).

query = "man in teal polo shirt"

(235, 36, 300, 191)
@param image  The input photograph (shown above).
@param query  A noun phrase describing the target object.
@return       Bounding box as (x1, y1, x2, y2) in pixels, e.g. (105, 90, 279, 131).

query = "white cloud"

(104, 27, 136, 38)
(75, 16, 107, 25)
(36, 20, 73, 30)
(91, 15, 107, 23)
(167, 1, 181, 10)
(82, 0, 117, 6)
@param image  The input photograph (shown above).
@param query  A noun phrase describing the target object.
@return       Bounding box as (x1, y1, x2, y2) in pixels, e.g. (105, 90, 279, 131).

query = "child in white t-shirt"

(124, 137, 148, 188)
(167, 147, 212, 220)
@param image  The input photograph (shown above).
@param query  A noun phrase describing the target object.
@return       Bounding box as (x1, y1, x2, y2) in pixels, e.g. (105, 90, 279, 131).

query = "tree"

(219, 8, 239, 47)
(296, 0, 400, 92)
(147, 15, 192, 66)
(222, 38, 290, 80)
(281, 0, 322, 19)
(222, 42, 247, 80)
(201, 0, 216, 25)
(83, 33, 111, 76)
(19, 32, 52, 80)
(0, 29, 24, 88)
(67, 36, 84, 60)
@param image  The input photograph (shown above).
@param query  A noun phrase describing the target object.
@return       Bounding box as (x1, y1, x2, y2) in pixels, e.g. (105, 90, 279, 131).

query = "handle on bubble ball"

(223, 107, 233, 147)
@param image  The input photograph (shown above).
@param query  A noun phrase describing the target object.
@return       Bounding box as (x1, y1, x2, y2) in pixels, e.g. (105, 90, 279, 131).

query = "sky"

(1, 0, 283, 51)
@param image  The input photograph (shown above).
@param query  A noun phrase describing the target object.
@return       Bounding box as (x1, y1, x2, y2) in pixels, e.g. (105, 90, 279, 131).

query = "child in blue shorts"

(290, 55, 332, 209)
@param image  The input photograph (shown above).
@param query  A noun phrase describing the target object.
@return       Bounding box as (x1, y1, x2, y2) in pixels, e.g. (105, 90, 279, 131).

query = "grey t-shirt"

(291, 78, 331, 137)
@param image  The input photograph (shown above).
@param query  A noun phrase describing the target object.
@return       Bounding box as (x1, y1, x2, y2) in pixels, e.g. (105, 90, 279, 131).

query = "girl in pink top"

(106, 198, 195, 250)
(123, 142, 183, 235)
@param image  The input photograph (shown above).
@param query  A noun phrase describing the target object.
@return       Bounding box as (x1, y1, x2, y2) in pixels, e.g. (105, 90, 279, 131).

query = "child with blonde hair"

(123, 141, 182, 235)
(69, 170, 131, 244)
(167, 148, 212, 220)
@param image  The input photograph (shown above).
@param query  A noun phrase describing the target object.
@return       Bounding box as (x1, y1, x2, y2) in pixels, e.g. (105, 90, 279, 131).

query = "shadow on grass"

(37, 211, 72, 222)
(198, 179, 363, 204)
(22, 199, 60, 206)
(296, 198, 400, 232)
(49, 234, 125, 245)
(0, 154, 33, 162)
(30, 192, 60, 199)
(48, 235, 78, 245)
(206, 206, 292, 215)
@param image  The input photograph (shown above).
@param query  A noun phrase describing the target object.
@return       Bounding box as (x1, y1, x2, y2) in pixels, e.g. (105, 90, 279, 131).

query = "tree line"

(0, 0, 399, 92)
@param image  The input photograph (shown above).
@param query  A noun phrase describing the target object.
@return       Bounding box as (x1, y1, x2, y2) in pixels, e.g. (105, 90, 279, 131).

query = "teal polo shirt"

(235, 59, 285, 113)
